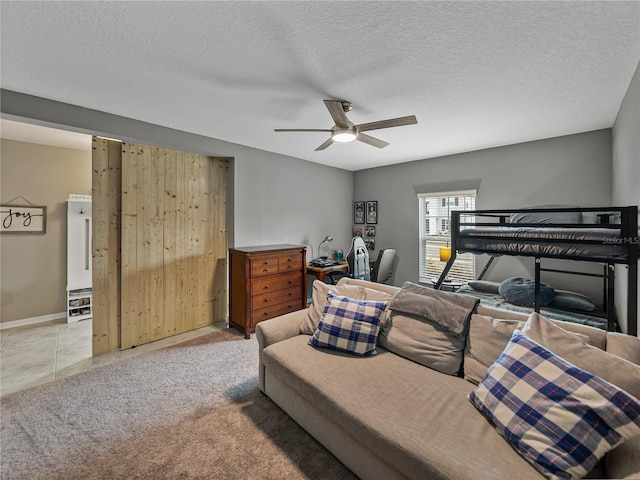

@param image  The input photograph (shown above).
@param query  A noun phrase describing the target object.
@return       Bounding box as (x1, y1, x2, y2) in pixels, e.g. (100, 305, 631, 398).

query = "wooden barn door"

(92, 138, 122, 355)
(92, 138, 228, 353)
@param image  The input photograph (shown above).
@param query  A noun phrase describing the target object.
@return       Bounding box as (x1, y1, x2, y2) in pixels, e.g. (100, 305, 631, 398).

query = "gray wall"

(0, 139, 92, 323)
(0, 90, 353, 323)
(612, 60, 640, 335)
(2, 88, 633, 326)
(354, 130, 613, 302)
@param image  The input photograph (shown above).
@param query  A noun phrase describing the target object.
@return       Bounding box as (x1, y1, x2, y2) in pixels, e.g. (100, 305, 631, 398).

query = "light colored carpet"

(0, 329, 357, 480)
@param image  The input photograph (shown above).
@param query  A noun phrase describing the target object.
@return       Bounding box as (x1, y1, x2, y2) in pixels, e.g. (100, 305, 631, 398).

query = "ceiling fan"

(274, 100, 418, 151)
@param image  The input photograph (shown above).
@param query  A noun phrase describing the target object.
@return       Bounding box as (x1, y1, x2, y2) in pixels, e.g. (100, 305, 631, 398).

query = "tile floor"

(1, 319, 228, 397)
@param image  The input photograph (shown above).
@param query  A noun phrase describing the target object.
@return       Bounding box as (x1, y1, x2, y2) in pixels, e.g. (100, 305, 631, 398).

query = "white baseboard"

(0, 312, 67, 330)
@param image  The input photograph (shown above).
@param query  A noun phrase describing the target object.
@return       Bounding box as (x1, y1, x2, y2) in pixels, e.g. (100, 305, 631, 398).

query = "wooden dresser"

(229, 244, 307, 338)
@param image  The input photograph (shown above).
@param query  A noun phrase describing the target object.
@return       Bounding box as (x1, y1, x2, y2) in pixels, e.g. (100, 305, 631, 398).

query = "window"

(418, 191, 476, 283)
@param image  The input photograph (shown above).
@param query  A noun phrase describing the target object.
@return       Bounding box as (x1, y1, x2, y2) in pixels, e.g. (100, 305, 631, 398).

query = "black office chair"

(370, 248, 397, 284)
(324, 236, 370, 284)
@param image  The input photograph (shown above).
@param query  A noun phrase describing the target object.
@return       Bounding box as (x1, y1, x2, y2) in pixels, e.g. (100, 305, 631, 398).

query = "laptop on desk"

(309, 259, 338, 268)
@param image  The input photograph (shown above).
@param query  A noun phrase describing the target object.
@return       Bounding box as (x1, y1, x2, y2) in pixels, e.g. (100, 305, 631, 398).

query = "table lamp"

(318, 235, 333, 259)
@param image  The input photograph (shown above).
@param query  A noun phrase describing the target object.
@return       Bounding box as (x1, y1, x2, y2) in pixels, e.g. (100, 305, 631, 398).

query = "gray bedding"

(456, 285, 608, 330)
(458, 227, 627, 260)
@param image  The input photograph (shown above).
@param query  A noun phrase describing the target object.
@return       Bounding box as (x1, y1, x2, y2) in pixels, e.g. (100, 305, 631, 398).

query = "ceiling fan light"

(332, 131, 357, 142)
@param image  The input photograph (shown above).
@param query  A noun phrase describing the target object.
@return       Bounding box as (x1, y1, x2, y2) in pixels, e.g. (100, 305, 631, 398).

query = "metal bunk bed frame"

(435, 206, 638, 335)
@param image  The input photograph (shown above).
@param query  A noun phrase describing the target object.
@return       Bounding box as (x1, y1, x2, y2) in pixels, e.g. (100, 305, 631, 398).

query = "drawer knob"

(263, 268, 269, 272)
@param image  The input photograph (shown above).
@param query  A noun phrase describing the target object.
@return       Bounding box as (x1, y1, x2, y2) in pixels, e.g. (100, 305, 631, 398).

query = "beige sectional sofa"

(256, 278, 640, 480)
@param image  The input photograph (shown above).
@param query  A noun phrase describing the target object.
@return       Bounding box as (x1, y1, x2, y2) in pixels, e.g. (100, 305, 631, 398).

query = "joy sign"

(0, 205, 47, 233)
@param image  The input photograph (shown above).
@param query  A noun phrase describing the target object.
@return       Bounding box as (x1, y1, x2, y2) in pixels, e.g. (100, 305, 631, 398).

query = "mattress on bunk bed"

(456, 285, 608, 330)
(458, 227, 627, 259)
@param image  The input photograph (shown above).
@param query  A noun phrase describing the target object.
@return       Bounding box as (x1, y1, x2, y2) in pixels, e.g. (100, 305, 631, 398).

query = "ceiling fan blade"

(315, 137, 335, 151)
(356, 115, 417, 132)
(274, 129, 332, 132)
(357, 133, 389, 149)
(323, 100, 350, 128)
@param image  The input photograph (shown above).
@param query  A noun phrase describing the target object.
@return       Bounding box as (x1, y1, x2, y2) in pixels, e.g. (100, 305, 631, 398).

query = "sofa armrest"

(256, 309, 308, 392)
(256, 309, 307, 349)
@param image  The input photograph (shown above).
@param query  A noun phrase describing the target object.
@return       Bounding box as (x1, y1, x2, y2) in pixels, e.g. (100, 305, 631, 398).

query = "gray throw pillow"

(548, 290, 596, 312)
(467, 280, 500, 294)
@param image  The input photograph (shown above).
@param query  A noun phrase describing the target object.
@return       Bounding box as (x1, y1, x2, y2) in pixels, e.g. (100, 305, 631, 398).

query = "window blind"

(418, 191, 476, 283)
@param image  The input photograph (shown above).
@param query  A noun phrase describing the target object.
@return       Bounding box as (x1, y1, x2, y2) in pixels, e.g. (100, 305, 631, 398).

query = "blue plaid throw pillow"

(469, 331, 640, 480)
(308, 293, 388, 356)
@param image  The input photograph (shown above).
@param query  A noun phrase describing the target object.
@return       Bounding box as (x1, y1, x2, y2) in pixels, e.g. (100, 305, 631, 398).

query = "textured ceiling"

(1, 1, 639, 171)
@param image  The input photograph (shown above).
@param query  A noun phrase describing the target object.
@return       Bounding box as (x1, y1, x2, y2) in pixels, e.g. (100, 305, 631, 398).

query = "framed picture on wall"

(366, 201, 378, 224)
(365, 226, 376, 237)
(0, 205, 47, 233)
(352, 225, 363, 237)
(365, 239, 375, 251)
(354, 201, 365, 224)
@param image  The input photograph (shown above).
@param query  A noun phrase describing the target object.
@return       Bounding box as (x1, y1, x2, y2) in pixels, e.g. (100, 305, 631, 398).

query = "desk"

(430, 279, 465, 292)
(307, 262, 348, 282)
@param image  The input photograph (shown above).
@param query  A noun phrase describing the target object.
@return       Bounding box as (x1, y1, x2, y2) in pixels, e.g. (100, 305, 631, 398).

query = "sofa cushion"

(337, 277, 399, 327)
(606, 332, 640, 366)
(379, 311, 466, 375)
(520, 313, 640, 398)
(308, 293, 387, 356)
(262, 335, 545, 480)
(469, 331, 640, 480)
(301, 280, 366, 335)
(379, 282, 477, 375)
(477, 305, 530, 320)
(475, 305, 606, 350)
(604, 333, 640, 480)
(463, 314, 524, 385)
(362, 287, 395, 327)
(606, 436, 640, 480)
(463, 314, 594, 386)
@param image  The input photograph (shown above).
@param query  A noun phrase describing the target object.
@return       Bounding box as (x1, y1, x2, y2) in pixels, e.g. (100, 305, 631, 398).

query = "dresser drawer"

(277, 253, 303, 273)
(252, 275, 302, 295)
(250, 255, 279, 277)
(251, 301, 301, 326)
(251, 287, 302, 311)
